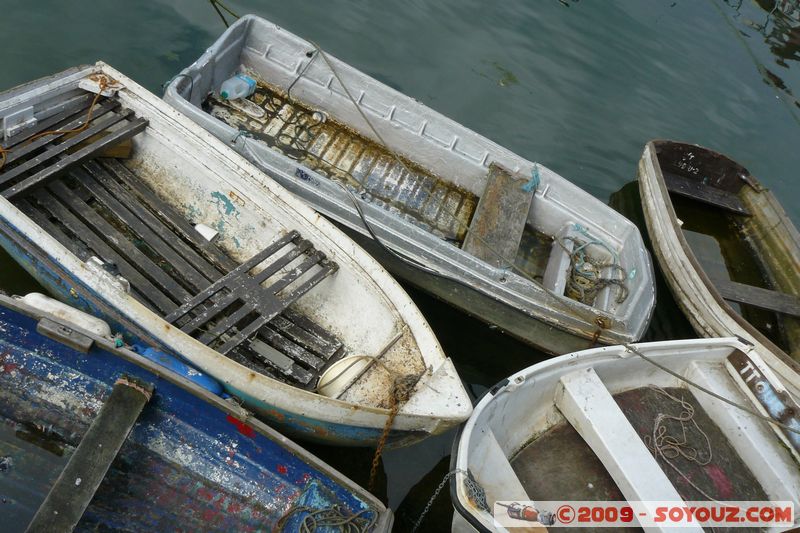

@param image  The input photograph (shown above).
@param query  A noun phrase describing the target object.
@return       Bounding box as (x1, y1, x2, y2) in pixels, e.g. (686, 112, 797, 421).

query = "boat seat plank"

(1, 92, 94, 150)
(711, 276, 800, 317)
(462, 163, 534, 268)
(663, 171, 750, 215)
(25, 376, 153, 533)
(555, 367, 701, 532)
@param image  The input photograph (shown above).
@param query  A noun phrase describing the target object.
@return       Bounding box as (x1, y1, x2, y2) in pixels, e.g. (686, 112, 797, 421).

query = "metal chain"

(411, 469, 488, 532)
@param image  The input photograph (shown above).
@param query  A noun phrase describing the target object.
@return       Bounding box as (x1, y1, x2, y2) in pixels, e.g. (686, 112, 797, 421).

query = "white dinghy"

(164, 14, 656, 354)
(450, 338, 800, 531)
(0, 62, 471, 447)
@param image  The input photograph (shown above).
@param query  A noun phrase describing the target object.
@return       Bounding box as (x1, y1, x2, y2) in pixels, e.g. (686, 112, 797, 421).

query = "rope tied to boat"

(276, 503, 377, 533)
(368, 372, 421, 492)
(411, 469, 488, 532)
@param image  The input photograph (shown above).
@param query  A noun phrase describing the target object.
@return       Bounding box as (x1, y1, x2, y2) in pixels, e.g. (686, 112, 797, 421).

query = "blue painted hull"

(0, 296, 390, 531)
(0, 220, 423, 448)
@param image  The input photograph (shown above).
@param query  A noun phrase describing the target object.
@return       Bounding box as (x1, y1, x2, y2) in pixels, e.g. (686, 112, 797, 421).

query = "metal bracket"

(37, 317, 94, 353)
(2, 105, 37, 139)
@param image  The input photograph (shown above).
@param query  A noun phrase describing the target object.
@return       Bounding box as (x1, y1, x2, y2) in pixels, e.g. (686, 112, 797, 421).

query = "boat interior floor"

(511, 386, 768, 503)
(204, 84, 478, 242)
(0, 94, 347, 391)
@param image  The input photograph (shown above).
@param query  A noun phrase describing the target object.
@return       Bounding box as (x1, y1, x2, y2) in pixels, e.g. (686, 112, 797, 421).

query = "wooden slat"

(1, 93, 94, 149)
(104, 158, 239, 273)
(259, 326, 326, 371)
(462, 163, 534, 268)
(711, 276, 800, 317)
(27, 189, 178, 314)
(280, 308, 343, 358)
(663, 171, 750, 215)
(269, 314, 341, 360)
(82, 160, 223, 282)
(72, 167, 211, 291)
(0, 108, 131, 186)
(555, 367, 701, 533)
(25, 377, 152, 533)
(45, 181, 191, 304)
(1, 100, 119, 166)
(3, 117, 147, 199)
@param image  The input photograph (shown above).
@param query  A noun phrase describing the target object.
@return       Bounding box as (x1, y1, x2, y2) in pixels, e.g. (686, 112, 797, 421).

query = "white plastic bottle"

(219, 74, 256, 100)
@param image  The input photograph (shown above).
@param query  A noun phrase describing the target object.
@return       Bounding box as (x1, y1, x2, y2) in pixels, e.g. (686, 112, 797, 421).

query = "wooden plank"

(82, 160, 222, 282)
(72, 167, 211, 292)
(462, 163, 534, 268)
(25, 377, 153, 533)
(663, 171, 750, 215)
(0, 108, 132, 187)
(27, 189, 178, 315)
(3, 117, 147, 199)
(1, 93, 94, 149)
(103, 158, 239, 273)
(555, 367, 702, 532)
(45, 181, 191, 305)
(711, 276, 800, 317)
(280, 308, 343, 358)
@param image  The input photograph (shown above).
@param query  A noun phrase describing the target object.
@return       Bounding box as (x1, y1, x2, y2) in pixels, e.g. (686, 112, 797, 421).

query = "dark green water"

(1, 0, 799, 530)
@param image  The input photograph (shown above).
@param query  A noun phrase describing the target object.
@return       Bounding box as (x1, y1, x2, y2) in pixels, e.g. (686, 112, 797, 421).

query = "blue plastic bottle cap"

(220, 90, 229, 100)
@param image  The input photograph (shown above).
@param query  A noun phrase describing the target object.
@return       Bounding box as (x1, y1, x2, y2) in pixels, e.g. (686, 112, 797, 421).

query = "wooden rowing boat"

(450, 338, 800, 532)
(164, 14, 656, 354)
(0, 293, 391, 531)
(0, 62, 471, 447)
(638, 140, 800, 389)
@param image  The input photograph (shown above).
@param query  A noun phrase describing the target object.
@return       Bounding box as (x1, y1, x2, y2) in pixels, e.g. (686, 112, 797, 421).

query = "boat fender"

(131, 344, 224, 396)
(17, 292, 112, 338)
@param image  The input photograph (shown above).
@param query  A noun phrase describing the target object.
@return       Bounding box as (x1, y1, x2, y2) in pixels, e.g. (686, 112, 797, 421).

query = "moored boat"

(164, 14, 656, 354)
(638, 140, 800, 388)
(0, 292, 391, 531)
(0, 62, 471, 447)
(450, 338, 800, 532)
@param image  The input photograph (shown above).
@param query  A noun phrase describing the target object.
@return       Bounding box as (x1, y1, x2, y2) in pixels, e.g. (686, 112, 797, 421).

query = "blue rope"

(522, 163, 541, 193)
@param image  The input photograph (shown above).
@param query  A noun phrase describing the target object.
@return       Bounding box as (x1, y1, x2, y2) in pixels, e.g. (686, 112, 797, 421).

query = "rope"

(411, 469, 488, 532)
(208, 0, 239, 28)
(624, 344, 800, 435)
(276, 504, 376, 533)
(644, 385, 719, 501)
(0, 76, 109, 172)
(556, 228, 629, 306)
(368, 374, 418, 491)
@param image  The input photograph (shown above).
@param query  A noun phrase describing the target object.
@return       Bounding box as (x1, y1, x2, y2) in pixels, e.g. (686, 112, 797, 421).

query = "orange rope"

(0, 76, 109, 172)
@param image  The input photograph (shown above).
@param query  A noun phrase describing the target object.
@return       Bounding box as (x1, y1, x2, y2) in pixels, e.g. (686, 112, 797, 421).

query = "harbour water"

(1, 0, 799, 530)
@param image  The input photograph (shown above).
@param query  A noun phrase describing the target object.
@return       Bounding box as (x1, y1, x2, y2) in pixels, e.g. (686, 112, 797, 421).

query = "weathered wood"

(0, 93, 94, 150)
(0, 107, 131, 187)
(3, 117, 147, 199)
(462, 163, 534, 268)
(663, 171, 750, 215)
(711, 276, 800, 318)
(25, 376, 153, 533)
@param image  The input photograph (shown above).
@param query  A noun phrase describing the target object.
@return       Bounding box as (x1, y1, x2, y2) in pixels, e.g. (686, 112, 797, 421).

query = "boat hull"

(0, 219, 428, 448)
(164, 15, 657, 354)
(0, 295, 392, 531)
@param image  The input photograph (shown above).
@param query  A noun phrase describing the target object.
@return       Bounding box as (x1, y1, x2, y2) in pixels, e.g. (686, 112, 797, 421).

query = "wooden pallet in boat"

(0, 95, 345, 390)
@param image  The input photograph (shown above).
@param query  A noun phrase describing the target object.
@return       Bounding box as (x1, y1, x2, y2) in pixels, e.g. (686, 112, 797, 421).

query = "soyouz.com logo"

(493, 501, 795, 528)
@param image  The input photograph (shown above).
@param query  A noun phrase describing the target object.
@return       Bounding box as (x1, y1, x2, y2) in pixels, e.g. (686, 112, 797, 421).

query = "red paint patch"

(703, 463, 734, 498)
(226, 414, 256, 438)
(277, 464, 288, 475)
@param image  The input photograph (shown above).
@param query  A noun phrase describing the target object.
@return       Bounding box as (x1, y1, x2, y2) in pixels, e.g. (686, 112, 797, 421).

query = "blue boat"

(0, 293, 392, 531)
